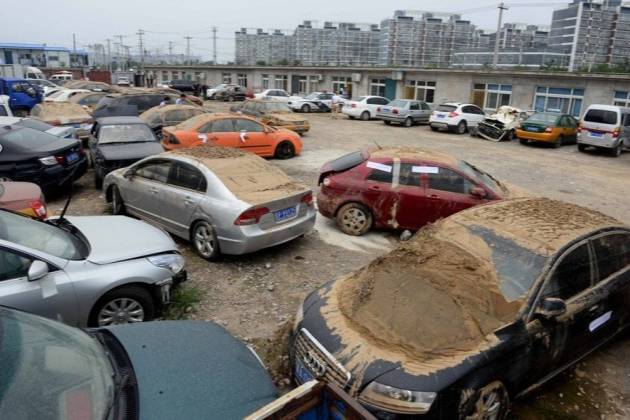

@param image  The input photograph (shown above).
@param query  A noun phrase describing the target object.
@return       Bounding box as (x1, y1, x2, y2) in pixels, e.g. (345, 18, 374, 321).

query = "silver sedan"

(0, 209, 186, 327)
(103, 147, 317, 260)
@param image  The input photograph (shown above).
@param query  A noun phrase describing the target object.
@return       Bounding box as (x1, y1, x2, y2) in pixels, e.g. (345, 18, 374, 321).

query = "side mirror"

(470, 187, 487, 199)
(535, 297, 567, 319)
(123, 169, 134, 179)
(28, 260, 49, 282)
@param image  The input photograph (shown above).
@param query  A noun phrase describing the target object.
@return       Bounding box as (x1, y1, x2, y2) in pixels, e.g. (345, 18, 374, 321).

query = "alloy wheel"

(275, 141, 295, 159)
(98, 297, 145, 326)
(466, 382, 509, 420)
(340, 207, 369, 235)
(194, 223, 216, 258)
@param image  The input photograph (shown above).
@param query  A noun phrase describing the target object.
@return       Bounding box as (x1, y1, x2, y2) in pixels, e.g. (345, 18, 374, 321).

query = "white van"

(50, 71, 73, 83)
(578, 104, 630, 157)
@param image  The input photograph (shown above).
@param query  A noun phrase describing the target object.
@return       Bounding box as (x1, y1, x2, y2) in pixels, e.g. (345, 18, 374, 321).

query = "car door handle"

(184, 196, 195, 205)
(588, 304, 600, 313)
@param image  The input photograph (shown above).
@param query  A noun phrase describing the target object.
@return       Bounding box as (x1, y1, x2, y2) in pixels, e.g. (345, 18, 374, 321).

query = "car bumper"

(13, 155, 88, 190)
(429, 119, 457, 129)
(377, 114, 406, 123)
(218, 208, 316, 255)
(342, 107, 366, 118)
(316, 191, 339, 219)
(577, 133, 619, 149)
(277, 123, 310, 134)
(515, 130, 557, 143)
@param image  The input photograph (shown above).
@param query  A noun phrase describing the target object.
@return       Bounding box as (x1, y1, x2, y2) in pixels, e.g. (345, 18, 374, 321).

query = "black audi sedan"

(89, 117, 164, 189)
(291, 198, 630, 419)
(0, 125, 87, 191)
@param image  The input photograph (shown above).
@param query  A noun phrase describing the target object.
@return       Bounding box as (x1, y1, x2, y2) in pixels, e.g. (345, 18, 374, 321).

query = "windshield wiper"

(96, 333, 131, 420)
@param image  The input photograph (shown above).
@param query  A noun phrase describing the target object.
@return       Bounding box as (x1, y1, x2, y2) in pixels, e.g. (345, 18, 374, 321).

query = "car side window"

(378, 98, 390, 105)
(235, 119, 264, 132)
(366, 98, 379, 105)
(421, 102, 430, 110)
(623, 114, 630, 127)
(135, 160, 171, 183)
(399, 163, 422, 187)
(365, 162, 393, 184)
(168, 162, 207, 192)
(409, 102, 420, 110)
(210, 119, 235, 133)
(0, 248, 32, 281)
(592, 233, 630, 281)
(427, 168, 473, 194)
(542, 243, 592, 301)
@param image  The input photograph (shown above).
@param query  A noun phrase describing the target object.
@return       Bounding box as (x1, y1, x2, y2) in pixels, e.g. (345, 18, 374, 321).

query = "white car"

(0, 95, 12, 117)
(254, 89, 301, 103)
(44, 89, 91, 102)
(429, 102, 486, 134)
(25, 78, 60, 96)
(342, 96, 390, 121)
(206, 83, 237, 99)
(288, 92, 334, 112)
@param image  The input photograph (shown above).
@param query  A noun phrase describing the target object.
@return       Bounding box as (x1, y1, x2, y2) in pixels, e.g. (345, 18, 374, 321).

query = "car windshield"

(47, 90, 67, 99)
(99, 124, 155, 144)
(527, 113, 559, 124)
(263, 102, 290, 112)
(0, 307, 113, 420)
(15, 118, 54, 132)
(459, 161, 503, 196)
(437, 104, 457, 112)
(0, 210, 89, 260)
(389, 100, 408, 108)
(584, 109, 618, 125)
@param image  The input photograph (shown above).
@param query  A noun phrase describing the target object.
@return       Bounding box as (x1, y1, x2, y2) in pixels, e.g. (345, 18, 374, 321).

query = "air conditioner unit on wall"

(351, 73, 362, 82)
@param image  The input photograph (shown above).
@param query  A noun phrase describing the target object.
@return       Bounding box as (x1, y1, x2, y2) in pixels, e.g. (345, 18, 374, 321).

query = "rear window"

(527, 113, 559, 124)
(16, 119, 54, 132)
(389, 100, 409, 108)
(584, 109, 618, 125)
(437, 105, 457, 112)
(0, 127, 61, 149)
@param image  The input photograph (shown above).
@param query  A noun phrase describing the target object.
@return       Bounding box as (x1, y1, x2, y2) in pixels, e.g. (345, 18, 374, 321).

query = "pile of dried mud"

(170, 146, 307, 204)
(32, 102, 91, 122)
(369, 146, 457, 165)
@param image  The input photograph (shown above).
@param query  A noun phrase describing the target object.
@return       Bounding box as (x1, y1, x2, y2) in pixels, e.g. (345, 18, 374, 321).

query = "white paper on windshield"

(197, 133, 208, 143)
(412, 166, 439, 174)
(366, 161, 392, 173)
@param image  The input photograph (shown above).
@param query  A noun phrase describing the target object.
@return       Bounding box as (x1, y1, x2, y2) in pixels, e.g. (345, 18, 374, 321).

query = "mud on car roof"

(368, 146, 459, 166)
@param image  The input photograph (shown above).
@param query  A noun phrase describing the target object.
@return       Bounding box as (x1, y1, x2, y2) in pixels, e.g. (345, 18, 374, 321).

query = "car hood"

(104, 321, 278, 420)
(98, 141, 163, 161)
(66, 216, 176, 264)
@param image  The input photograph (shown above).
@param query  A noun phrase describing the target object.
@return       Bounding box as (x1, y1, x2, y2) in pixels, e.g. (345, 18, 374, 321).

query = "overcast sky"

(1, 0, 566, 62)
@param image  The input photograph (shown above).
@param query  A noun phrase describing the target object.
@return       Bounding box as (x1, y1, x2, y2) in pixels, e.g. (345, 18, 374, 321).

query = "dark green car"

(0, 306, 277, 419)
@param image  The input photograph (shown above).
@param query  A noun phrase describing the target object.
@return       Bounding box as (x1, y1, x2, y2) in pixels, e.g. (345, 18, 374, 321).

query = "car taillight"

(613, 128, 620, 138)
(31, 200, 47, 219)
(301, 192, 314, 206)
(235, 207, 269, 225)
(393, 109, 399, 114)
(545, 127, 553, 133)
(448, 112, 459, 118)
(323, 177, 332, 187)
(55, 155, 65, 164)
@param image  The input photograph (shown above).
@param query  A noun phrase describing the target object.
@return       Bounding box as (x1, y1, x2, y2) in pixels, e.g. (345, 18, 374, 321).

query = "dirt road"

(48, 105, 630, 418)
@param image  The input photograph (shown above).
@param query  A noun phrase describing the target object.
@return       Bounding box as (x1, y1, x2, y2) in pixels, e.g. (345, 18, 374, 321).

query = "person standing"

(331, 92, 343, 119)
(176, 93, 186, 105)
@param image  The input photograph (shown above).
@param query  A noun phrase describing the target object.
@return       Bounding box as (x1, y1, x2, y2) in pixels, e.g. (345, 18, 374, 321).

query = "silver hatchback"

(376, 99, 432, 127)
(103, 146, 316, 260)
(0, 210, 186, 327)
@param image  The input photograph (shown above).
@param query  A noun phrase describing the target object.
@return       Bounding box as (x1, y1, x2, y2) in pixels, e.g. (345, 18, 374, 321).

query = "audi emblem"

(302, 351, 326, 378)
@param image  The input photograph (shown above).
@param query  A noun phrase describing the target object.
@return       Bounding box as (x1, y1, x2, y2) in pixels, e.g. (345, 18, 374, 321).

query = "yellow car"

(516, 112, 578, 148)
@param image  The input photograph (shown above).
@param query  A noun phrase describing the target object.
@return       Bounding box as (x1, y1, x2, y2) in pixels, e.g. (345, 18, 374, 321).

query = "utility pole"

(137, 29, 145, 70)
(72, 33, 77, 67)
(492, 2, 509, 69)
(212, 27, 217, 64)
(184, 36, 193, 64)
(106, 38, 111, 72)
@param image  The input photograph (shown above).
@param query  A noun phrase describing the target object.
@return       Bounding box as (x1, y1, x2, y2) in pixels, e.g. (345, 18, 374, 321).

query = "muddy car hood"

(266, 112, 305, 122)
(66, 216, 177, 264)
(104, 321, 278, 420)
(98, 141, 164, 161)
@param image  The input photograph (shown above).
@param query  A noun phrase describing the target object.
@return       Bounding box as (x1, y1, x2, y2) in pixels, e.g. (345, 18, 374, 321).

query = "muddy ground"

(48, 102, 630, 419)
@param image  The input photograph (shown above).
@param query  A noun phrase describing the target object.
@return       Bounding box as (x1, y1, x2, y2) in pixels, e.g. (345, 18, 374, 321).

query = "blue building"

(0, 42, 89, 68)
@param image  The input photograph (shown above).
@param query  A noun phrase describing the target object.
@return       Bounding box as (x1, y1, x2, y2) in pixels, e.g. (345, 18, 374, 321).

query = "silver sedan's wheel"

(111, 186, 125, 215)
(193, 221, 219, 260)
(465, 382, 510, 420)
(98, 298, 145, 325)
(336, 203, 373, 236)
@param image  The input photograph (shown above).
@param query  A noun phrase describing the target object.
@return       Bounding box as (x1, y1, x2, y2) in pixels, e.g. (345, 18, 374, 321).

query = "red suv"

(317, 147, 520, 235)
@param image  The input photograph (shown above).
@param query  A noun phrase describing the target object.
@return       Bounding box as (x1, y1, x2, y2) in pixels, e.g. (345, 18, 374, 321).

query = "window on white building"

(237, 73, 248, 87)
(274, 75, 288, 90)
(162, 71, 169, 82)
(614, 91, 630, 107)
(261, 74, 269, 89)
(222, 72, 232, 84)
(403, 80, 436, 103)
(370, 79, 386, 97)
(534, 87, 584, 117)
(472, 84, 512, 111)
(332, 76, 352, 96)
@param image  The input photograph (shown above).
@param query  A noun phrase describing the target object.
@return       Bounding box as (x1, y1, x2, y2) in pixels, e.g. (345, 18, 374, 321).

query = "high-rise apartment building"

(235, 29, 294, 65)
(489, 24, 549, 49)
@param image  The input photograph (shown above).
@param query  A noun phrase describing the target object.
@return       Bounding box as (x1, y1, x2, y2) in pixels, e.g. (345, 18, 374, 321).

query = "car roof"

(368, 146, 458, 166)
(140, 104, 202, 116)
(0, 117, 22, 126)
(585, 104, 630, 112)
(95, 116, 145, 125)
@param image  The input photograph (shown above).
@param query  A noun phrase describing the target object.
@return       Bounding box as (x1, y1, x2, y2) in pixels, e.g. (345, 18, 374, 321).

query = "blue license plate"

(274, 206, 297, 222)
(66, 152, 79, 163)
(294, 359, 314, 384)
(590, 132, 603, 138)
(437, 114, 445, 118)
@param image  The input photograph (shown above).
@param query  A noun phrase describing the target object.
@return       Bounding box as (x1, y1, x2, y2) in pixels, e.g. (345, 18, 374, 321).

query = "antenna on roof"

(373, 140, 382, 149)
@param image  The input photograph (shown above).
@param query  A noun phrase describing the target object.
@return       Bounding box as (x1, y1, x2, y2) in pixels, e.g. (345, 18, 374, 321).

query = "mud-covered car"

(140, 104, 208, 138)
(471, 106, 531, 142)
(291, 198, 630, 419)
(231, 100, 310, 134)
(30, 101, 93, 144)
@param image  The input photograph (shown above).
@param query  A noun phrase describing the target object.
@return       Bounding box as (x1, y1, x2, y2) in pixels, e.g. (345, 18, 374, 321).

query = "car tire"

(578, 144, 587, 153)
(191, 220, 220, 260)
(553, 135, 564, 148)
(505, 130, 515, 142)
(360, 111, 370, 121)
(611, 143, 623, 157)
(228, 96, 235, 102)
(94, 169, 103, 190)
(89, 286, 155, 327)
(456, 120, 467, 134)
(519, 138, 529, 145)
(430, 125, 439, 132)
(384, 120, 391, 125)
(348, 116, 355, 120)
(301, 104, 311, 113)
(336, 203, 373, 236)
(111, 185, 125, 215)
(403, 117, 413, 127)
(274, 141, 296, 159)
(463, 381, 510, 420)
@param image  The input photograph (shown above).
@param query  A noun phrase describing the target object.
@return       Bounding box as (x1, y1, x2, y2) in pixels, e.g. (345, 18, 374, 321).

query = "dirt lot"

(48, 103, 630, 419)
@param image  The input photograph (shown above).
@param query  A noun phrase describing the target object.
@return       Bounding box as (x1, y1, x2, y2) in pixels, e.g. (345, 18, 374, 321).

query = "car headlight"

(148, 253, 185, 274)
(359, 382, 437, 414)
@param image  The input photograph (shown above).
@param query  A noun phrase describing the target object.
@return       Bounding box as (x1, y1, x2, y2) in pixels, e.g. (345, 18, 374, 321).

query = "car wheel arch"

(88, 282, 159, 325)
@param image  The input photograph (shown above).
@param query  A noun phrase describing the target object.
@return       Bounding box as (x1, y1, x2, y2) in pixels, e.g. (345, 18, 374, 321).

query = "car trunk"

(520, 121, 549, 133)
(318, 150, 368, 184)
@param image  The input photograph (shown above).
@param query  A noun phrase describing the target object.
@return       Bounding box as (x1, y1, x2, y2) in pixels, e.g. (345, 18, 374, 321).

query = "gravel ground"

(48, 102, 630, 419)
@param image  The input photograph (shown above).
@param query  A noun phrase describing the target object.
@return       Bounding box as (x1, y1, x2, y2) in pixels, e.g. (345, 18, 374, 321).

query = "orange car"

(161, 113, 302, 159)
(516, 112, 578, 148)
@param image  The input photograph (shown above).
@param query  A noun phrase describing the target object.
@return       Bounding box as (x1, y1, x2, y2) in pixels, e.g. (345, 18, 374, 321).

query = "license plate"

(590, 132, 603, 138)
(437, 114, 445, 118)
(294, 359, 314, 384)
(274, 206, 297, 222)
(66, 152, 79, 163)
(527, 127, 540, 132)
